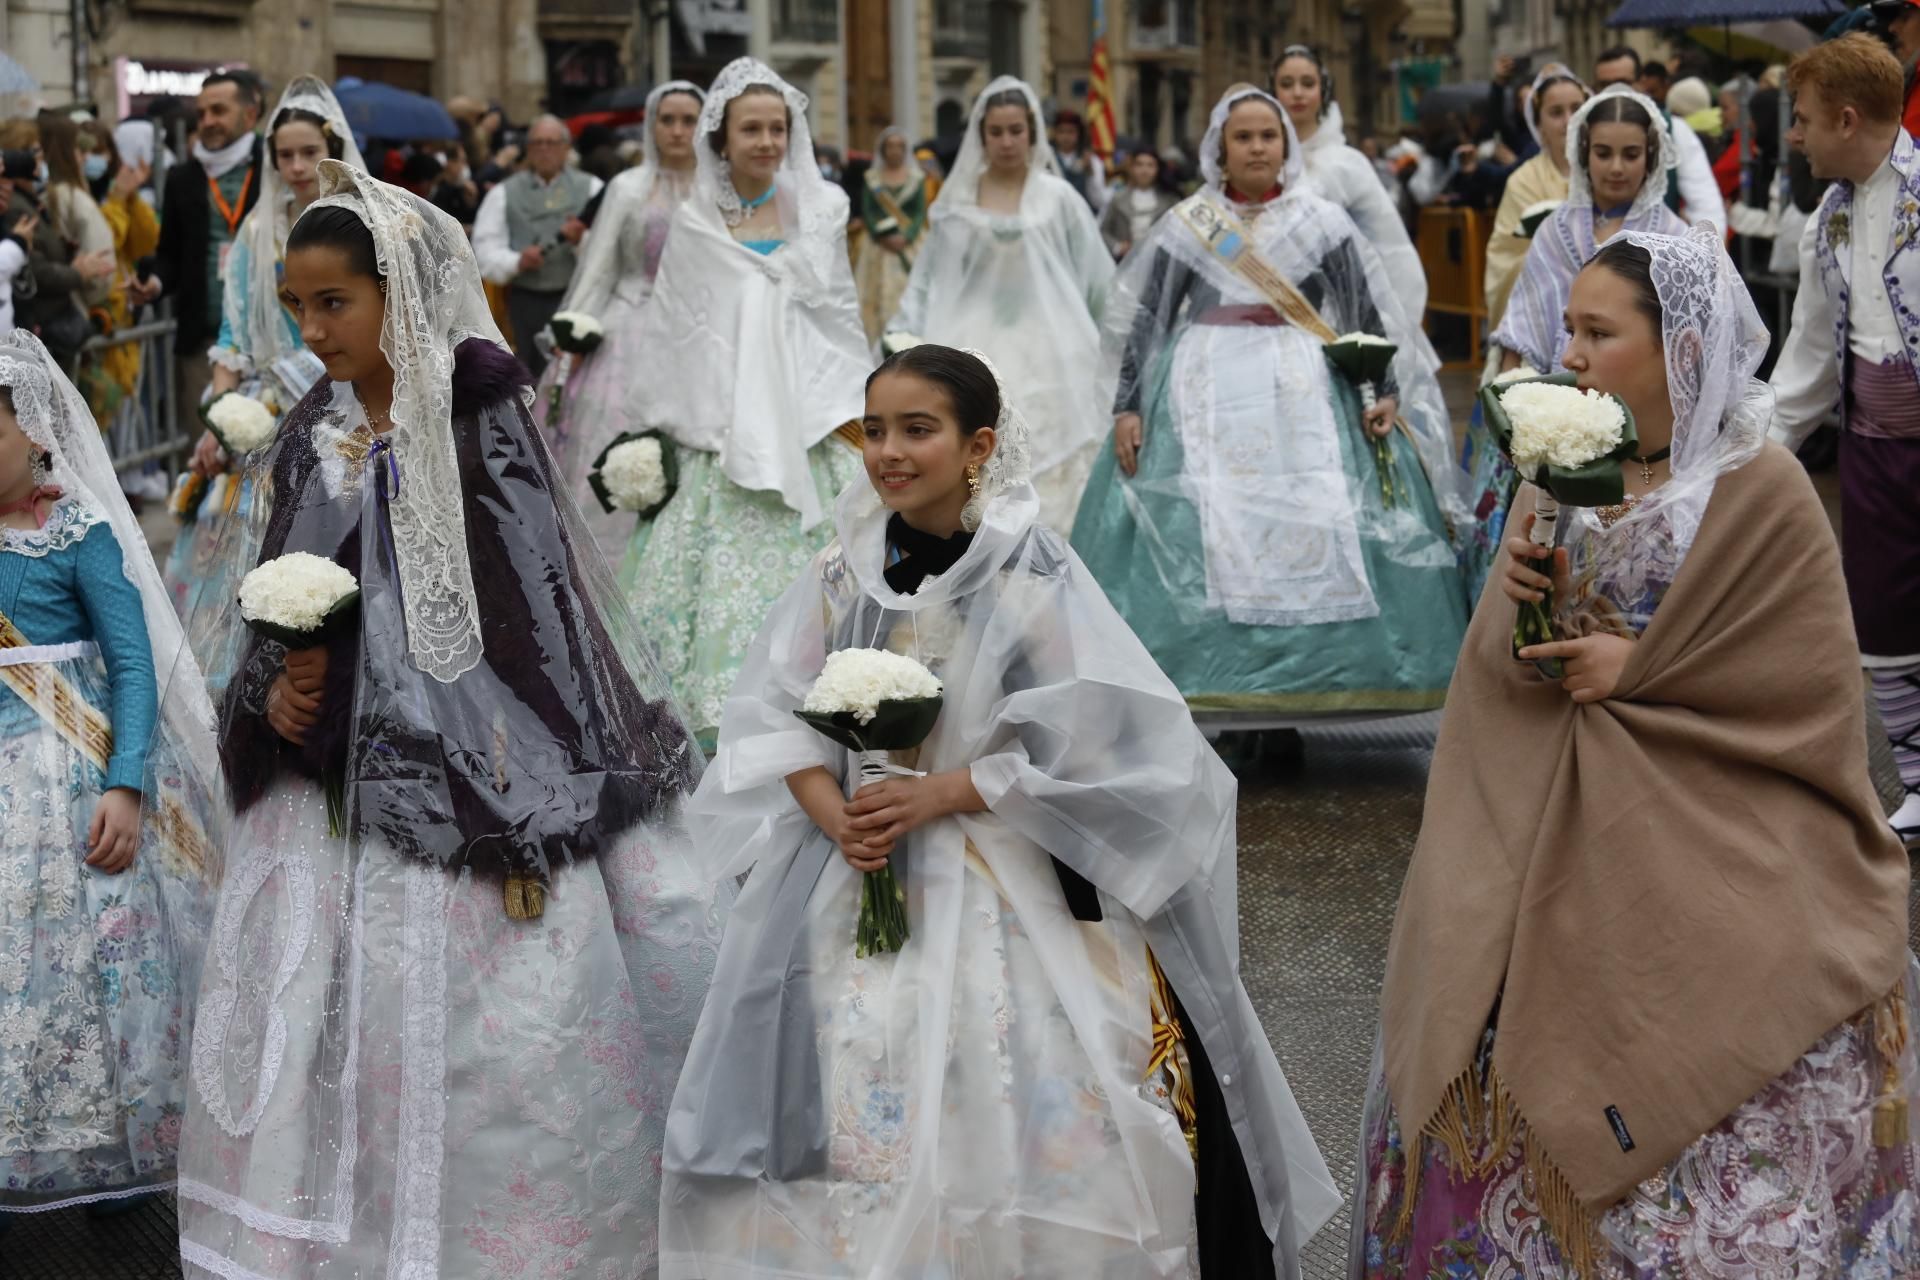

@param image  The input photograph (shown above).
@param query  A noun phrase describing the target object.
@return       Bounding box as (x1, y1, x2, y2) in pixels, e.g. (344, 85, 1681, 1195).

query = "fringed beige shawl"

(1382, 442, 1910, 1264)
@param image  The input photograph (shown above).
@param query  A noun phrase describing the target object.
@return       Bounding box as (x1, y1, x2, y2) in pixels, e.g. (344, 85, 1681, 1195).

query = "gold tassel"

(504, 873, 545, 920)
(1388, 1057, 1601, 1277)
(1873, 987, 1911, 1148)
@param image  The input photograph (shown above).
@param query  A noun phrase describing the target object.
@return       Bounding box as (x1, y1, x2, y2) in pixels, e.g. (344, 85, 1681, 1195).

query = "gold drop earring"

(965, 464, 981, 498)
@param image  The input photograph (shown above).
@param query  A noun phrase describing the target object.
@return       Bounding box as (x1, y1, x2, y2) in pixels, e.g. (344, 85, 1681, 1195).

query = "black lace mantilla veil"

(216, 166, 698, 909)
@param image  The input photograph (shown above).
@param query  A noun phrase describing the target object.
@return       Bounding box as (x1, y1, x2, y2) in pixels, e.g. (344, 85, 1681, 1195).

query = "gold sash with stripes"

(0, 608, 212, 878)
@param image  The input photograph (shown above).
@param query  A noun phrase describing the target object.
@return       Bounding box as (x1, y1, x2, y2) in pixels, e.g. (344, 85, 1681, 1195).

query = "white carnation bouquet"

(1488, 363, 1544, 387)
(588, 431, 676, 521)
(1324, 331, 1402, 507)
(796, 648, 945, 957)
(201, 392, 278, 456)
(238, 551, 361, 644)
(1479, 373, 1639, 670)
(238, 551, 362, 833)
(543, 311, 606, 424)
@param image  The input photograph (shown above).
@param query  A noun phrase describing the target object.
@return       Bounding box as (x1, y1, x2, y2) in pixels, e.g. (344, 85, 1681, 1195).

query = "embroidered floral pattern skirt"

(177, 777, 729, 1278)
(1354, 958, 1920, 1279)
(621, 439, 862, 745)
(0, 660, 194, 1210)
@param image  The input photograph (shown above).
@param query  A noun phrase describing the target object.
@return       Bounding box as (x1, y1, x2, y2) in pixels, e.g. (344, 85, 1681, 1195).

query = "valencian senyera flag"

(1088, 0, 1118, 160)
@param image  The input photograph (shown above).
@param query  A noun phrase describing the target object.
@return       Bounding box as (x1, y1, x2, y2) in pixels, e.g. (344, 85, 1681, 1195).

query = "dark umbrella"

(333, 77, 459, 144)
(1607, 0, 1843, 23)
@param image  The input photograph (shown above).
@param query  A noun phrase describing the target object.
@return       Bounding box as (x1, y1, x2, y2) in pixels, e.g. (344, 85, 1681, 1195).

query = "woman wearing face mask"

(30, 114, 118, 375)
(164, 78, 366, 690)
(174, 161, 726, 1279)
(1271, 46, 1429, 326)
(884, 77, 1115, 533)
(531, 79, 704, 564)
(661, 343, 1339, 1279)
(1354, 225, 1920, 1279)
(74, 121, 158, 429)
(1491, 84, 1685, 378)
(625, 59, 871, 745)
(1072, 87, 1468, 720)
(852, 125, 930, 343)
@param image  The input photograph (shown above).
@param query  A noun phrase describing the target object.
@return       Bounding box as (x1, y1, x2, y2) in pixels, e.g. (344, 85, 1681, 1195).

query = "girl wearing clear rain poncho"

(1456, 64, 1591, 594)
(0, 330, 220, 1216)
(173, 162, 728, 1280)
(530, 79, 703, 565)
(167, 77, 368, 685)
(1070, 87, 1468, 717)
(1355, 227, 1920, 1278)
(624, 58, 871, 745)
(661, 344, 1341, 1280)
(883, 77, 1115, 534)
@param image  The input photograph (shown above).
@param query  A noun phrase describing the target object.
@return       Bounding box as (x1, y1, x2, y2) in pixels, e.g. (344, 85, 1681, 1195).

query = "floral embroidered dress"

(853, 130, 929, 343)
(1, 330, 218, 1212)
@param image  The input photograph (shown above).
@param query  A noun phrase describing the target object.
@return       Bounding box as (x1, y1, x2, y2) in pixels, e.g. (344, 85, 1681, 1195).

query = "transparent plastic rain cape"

(660, 350, 1340, 1277)
(886, 76, 1115, 525)
(173, 167, 728, 1280)
(538, 78, 703, 560)
(1491, 83, 1688, 375)
(1094, 87, 1466, 636)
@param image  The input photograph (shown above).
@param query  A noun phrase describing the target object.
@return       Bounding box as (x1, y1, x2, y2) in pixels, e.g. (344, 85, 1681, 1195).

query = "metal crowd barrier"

(89, 308, 187, 474)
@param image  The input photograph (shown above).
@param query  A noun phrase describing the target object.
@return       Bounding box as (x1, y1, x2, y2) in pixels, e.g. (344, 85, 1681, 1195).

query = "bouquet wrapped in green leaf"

(1479, 372, 1639, 675)
(544, 311, 605, 422)
(1325, 332, 1402, 507)
(589, 431, 677, 522)
(795, 648, 945, 957)
(238, 551, 361, 833)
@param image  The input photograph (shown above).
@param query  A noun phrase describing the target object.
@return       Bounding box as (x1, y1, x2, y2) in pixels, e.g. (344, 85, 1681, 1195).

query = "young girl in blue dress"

(0, 329, 217, 1216)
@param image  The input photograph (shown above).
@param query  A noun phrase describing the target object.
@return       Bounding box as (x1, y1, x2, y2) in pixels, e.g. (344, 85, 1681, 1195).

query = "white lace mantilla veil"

(0, 330, 218, 767)
(1104, 86, 1468, 524)
(213, 78, 367, 377)
(697, 58, 845, 288)
(1524, 63, 1590, 147)
(1562, 223, 1771, 582)
(300, 160, 507, 683)
(554, 78, 703, 320)
(1565, 83, 1679, 222)
(928, 75, 1061, 218)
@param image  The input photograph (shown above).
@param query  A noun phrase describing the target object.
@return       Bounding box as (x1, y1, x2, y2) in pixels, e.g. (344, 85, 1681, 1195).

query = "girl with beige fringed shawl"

(1352, 224, 1920, 1277)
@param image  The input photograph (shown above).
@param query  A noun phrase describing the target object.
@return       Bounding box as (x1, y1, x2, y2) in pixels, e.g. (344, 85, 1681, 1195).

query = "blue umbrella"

(332, 77, 459, 144)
